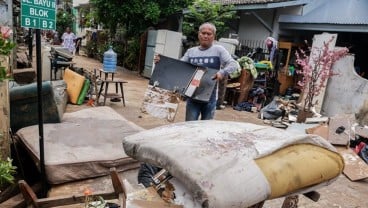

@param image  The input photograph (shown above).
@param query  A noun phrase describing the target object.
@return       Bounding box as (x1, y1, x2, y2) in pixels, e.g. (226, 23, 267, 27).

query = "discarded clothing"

(234, 101, 254, 112)
(260, 98, 282, 120)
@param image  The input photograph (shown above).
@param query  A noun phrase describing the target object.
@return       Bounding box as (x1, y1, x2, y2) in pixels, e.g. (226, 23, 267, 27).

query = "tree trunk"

(0, 55, 11, 160)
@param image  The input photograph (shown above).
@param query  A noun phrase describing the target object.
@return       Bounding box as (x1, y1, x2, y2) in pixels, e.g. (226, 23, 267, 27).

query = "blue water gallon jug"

(103, 46, 117, 72)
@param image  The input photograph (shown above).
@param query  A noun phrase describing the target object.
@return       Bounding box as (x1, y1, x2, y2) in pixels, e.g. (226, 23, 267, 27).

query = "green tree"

(183, 0, 236, 45)
(89, 0, 194, 71)
(54, 0, 74, 40)
(90, 0, 194, 38)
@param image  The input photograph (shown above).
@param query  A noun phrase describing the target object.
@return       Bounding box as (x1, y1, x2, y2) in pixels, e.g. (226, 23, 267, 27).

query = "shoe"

(216, 105, 226, 110)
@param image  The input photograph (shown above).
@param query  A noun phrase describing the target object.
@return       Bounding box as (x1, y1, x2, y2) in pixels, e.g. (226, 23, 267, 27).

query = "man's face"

(198, 26, 215, 49)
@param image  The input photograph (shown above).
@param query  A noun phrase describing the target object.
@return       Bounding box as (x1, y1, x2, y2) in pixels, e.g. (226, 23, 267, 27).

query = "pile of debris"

(13, 46, 35, 84)
(256, 97, 368, 180)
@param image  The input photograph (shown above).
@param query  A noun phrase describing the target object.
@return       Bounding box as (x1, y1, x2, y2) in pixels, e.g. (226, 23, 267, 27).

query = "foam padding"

(63, 68, 85, 104)
(77, 79, 90, 105)
(255, 143, 344, 199)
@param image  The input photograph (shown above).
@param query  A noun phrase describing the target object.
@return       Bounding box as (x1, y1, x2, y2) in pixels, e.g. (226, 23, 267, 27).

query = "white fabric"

(123, 120, 338, 207)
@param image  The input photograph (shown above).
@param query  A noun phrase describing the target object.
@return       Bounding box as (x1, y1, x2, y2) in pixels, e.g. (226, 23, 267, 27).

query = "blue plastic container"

(103, 46, 117, 72)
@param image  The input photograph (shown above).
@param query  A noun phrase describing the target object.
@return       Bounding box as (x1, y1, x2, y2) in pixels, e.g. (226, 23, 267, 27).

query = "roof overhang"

(184, 0, 308, 14)
(279, 0, 368, 33)
(233, 0, 309, 10)
(280, 23, 368, 33)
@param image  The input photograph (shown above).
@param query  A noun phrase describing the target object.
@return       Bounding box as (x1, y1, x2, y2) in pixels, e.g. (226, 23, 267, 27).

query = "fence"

(235, 39, 269, 61)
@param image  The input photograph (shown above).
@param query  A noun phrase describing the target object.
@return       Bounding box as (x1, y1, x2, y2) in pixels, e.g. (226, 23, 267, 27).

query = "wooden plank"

(337, 147, 368, 181)
(1, 183, 42, 208)
(305, 117, 329, 124)
(306, 123, 329, 140)
(37, 192, 117, 208)
(307, 33, 337, 113)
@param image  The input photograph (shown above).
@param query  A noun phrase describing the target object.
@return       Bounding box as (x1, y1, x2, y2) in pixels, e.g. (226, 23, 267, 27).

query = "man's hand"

(211, 72, 224, 81)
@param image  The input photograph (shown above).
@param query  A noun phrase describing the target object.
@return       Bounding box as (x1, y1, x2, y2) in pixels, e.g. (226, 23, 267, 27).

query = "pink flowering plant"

(295, 37, 349, 112)
(0, 25, 16, 81)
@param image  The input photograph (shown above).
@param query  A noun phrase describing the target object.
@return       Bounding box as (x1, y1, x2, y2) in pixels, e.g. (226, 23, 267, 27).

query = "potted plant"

(295, 37, 348, 122)
(0, 156, 16, 192)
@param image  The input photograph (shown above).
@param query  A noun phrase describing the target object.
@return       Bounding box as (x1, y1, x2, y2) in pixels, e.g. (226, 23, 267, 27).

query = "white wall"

(0, 0, 12, 26)
(238, 10, 273, 42)
(237, 6, 303, 45)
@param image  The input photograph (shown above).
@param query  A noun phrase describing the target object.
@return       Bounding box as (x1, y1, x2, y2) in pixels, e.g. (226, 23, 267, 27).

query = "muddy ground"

(64, 55, 367, 208)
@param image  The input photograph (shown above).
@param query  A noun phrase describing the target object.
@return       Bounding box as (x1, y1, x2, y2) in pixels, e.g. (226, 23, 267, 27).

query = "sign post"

(21, 0, 56, 197)
(21, 0, 56, 30)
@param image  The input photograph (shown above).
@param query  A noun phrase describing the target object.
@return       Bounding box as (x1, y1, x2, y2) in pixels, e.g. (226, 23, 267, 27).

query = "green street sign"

(21, 0, 56, 30)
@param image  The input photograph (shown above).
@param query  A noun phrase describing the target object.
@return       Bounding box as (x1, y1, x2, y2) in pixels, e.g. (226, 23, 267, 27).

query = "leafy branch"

(295, 37, 349, 111)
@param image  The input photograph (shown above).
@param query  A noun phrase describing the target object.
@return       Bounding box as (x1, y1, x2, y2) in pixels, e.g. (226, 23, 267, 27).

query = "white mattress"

(16, 106, 144, 184)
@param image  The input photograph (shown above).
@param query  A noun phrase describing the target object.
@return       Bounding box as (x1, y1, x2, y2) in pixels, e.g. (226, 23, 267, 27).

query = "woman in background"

(61, 27, 76, 54)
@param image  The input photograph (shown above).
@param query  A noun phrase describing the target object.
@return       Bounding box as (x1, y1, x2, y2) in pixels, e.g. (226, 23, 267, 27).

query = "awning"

(279, 0, 368, 32)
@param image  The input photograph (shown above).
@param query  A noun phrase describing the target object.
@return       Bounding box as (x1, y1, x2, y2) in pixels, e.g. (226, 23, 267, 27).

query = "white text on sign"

(22, 0, 56, 8)
(30, 8, 48, 17)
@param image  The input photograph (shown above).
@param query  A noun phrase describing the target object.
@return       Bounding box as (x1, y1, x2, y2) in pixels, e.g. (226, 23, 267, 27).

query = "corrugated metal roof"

(212, 0, 294, 5)
(279, 0, 368, 25)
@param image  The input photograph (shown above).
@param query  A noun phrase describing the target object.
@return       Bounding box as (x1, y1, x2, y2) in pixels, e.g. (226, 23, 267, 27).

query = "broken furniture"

(19, 168, 187, 207)
(15, 106, 143, 184)
(19, 168, 127, 208)
(123, 120, 344, 207)
(9, 80, 67, 132)
(150, 55, 218, 103)
(49, 47, 75, 80)
(96, 68, 128, 106)
(226, 62, 270, 107)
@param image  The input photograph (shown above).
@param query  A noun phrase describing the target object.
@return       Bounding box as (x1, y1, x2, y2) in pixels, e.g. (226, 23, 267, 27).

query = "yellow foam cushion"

(255, 144, 344, 199)
(63, 68, 85, 104)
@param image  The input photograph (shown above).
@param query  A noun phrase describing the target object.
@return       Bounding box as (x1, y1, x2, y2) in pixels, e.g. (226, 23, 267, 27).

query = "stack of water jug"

(103, 46, 117, 72)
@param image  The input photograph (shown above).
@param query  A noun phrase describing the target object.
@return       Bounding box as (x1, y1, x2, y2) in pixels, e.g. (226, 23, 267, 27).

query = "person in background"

(61, 27, 76, 54)
(75, 36, 85, 55)
(155, 22, 238, 121)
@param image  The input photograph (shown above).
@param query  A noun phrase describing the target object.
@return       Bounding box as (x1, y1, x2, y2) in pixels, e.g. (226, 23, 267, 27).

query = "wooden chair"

(226, 69, 255, 106)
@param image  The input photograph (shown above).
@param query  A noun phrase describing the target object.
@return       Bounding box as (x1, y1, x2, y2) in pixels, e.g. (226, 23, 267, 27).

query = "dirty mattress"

(123, 120, 344, 207)
(16, 106, 144, 184)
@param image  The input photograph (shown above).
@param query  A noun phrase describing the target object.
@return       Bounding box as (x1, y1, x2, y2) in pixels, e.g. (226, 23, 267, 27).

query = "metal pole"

(36, 29, 47, 197)
(28, 29, 33, 62)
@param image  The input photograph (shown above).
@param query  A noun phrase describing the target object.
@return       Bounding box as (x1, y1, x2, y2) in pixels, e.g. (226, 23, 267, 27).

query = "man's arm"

(216, 46, 238, 80)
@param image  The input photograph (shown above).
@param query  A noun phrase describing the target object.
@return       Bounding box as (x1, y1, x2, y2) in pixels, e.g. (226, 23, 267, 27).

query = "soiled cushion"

(255, 143, 344, 198)
(123, 121, 344, 207)
(63, 68, 85, 104)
